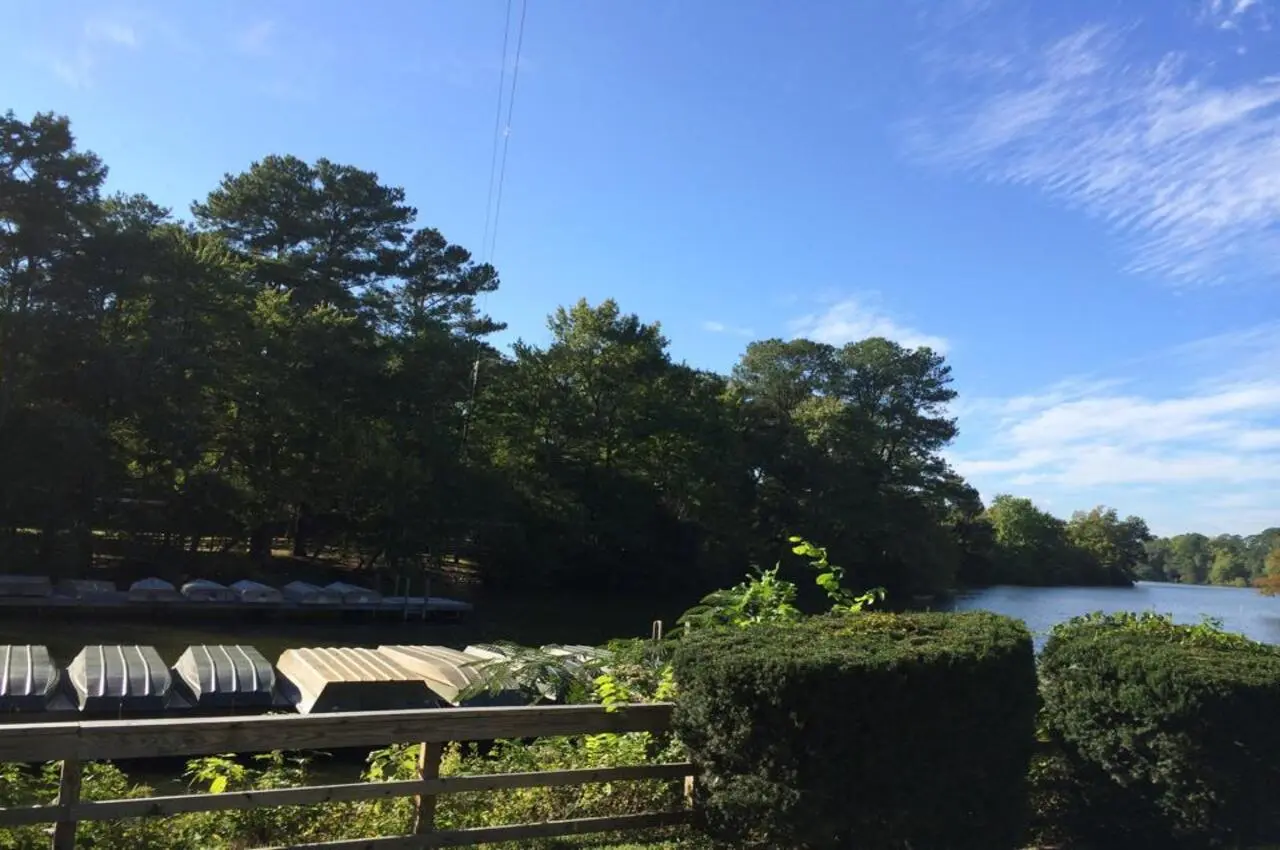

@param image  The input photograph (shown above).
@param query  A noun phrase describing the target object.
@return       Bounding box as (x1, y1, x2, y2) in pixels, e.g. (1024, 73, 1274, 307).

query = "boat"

(280, 581, 341, 605)
(378, 645, 524, 707)
(0, 645, 60, 712)
(173, 645, 278, 710)
(229, 579, 283, 604)
(127, 577, 181, 602)
(0, 575, 52, 598)
(275, 647, 436, 714)
(56, 578, 118, 598)
(67, 645, 180, 713)
(325, 581, 381, 604)
(180, 579, 236, 602)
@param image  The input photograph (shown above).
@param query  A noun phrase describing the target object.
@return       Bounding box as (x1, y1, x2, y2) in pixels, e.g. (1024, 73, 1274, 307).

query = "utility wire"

(479, 0, 514, 261)
(463, 0, 528, 461)
(485, 0, 528, 265)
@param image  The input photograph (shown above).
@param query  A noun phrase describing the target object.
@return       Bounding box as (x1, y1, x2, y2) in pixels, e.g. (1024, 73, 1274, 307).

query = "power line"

(479, 0, 514, 261)
(485, 0, 528, 265)
(463, 0, 528, 462)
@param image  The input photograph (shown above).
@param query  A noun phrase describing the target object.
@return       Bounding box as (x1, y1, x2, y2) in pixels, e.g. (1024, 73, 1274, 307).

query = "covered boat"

(173, 645, 277, 709)
(0, 575, 52, 598)
(127, 577, 180, 602)
(427, 596, 473, 614)
(56, 579, 118, 598)
(275, 647, 436, 714)
(180, 579, 236, 602)
(67, 645, 176, 713)
(0, 645, 59, 713)
(230, 579, 283, 604)
(378, 645, 523, 706)
(325, 581, 381, 604)
(280, 581, 341, 605)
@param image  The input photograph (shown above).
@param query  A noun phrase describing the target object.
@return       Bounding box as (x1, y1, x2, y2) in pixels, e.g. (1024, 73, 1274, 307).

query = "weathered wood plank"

(0, 805, 62, 827)
(0, 703, 674, 763)
(51, 758, 82, 850)
(0, 763, 697, 825)
(412, 743, 442, 835)
(264, 810, 692, 849)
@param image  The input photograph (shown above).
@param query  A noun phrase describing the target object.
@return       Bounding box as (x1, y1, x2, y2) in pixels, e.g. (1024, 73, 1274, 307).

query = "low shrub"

(671, 610, 1037, 850)
(1039, 612, 1280, 849)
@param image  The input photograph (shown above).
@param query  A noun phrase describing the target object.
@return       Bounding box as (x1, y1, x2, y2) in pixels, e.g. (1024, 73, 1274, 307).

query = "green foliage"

(1137, 529, 1280, 588)
(787, 536, 886, 612)
(0, 734, 685, 850)
(1, 106, 1171, 599)
(671, 611, 1038, 850)
(1039, 611, 1280, 848)
(983, 497, 1149, 587)
(677, 537, 884, 634)
(675, 565, 801, 631)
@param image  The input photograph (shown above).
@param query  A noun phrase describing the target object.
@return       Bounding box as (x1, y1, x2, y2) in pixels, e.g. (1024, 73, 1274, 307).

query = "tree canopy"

(0, 110, 1240, 598)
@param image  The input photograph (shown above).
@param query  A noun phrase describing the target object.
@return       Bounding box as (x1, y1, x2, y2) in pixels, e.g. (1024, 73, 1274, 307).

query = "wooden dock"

(0, 594, 471, 619)
(0, 703, 693, 849)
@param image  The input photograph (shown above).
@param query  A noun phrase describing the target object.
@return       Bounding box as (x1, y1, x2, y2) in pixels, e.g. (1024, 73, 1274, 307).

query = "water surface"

(946, 581, 1280, 649)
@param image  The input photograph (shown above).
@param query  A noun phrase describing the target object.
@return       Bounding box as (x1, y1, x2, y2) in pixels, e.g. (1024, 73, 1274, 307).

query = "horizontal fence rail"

(0, 703, 693, 850)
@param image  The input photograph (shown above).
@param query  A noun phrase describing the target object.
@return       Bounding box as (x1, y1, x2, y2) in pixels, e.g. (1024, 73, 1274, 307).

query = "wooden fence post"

(413, 742, 443, 835)
(51, 758, 83, 850)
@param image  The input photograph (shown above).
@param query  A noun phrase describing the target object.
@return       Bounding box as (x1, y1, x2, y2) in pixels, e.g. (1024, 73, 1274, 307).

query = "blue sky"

(3, 0, 1279, 537)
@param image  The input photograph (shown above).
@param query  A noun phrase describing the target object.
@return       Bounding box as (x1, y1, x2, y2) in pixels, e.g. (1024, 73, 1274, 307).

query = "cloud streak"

(788, 296, 949, 352)
(236, 20, 277, 56)
(84, 20, 139, 48)
(1200, 0, 1271, 31)
(702, 320, 754, 337)
(950, 324, 1280, 534)
(911, 23, 1280, 286)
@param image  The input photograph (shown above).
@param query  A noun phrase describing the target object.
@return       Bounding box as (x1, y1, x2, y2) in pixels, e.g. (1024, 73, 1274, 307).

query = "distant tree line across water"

(1, 110, 1265, 600)
(1138, 528, 1280, 589)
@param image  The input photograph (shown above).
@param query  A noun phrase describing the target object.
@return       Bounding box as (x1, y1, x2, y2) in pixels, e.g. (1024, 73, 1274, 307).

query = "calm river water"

(4, 581, 1278, 664)
(946, 581, 1280, 649)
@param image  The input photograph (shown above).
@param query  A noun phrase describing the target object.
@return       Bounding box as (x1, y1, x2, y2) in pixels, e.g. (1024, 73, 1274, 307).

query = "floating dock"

(0, 575, 472, 622)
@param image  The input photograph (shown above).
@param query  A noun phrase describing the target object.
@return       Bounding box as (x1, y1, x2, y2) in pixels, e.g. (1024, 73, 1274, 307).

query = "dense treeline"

(1138, 528, 1280, 587)
(0, 111, 1163, 597)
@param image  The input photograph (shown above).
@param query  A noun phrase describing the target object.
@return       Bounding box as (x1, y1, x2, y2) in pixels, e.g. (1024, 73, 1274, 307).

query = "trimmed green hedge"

(1040, 613, 1280, 848)
(672, 611, 1037, 849)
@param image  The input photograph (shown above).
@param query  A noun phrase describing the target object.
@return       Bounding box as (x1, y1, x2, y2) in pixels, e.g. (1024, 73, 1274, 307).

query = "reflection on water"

(945, 581, 1280, 649)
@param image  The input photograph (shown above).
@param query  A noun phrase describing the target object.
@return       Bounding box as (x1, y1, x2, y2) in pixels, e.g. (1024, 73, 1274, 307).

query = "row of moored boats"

(0, 641, 603, 721)
(0, 575, 472, 614)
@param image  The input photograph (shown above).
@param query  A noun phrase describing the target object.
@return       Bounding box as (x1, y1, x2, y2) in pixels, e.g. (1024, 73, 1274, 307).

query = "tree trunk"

(249, 524, 271, 562)
(291, 502, 311, 558)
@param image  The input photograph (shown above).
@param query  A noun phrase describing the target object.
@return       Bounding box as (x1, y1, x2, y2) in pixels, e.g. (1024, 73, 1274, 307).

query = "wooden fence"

(0, 703, 694, 849)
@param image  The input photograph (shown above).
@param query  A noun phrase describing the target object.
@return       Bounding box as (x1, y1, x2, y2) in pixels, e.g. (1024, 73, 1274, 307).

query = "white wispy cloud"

(702, 320, 754, 337)
(950, 324, 1280, 535)
(236, 20, 277, 56)
(49, 50, 96, 89)
(910, 22, 1280, 286)
(788, 296, 949, 352)
(84, 18, 139, 48)
(38, 14, 143, 88)
(84, 19, 139, 48)
(1200, 0, 1270, 31)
